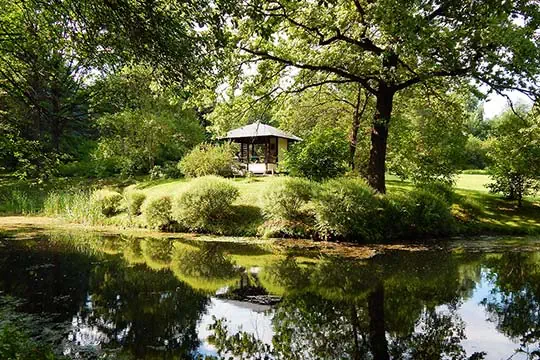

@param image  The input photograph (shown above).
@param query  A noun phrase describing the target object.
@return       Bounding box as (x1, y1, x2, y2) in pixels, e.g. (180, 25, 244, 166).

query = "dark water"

(0, 232, 539, 359)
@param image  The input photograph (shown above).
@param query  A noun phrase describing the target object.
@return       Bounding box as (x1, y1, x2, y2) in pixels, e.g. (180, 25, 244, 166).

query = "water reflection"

(0, 233, 539, 359)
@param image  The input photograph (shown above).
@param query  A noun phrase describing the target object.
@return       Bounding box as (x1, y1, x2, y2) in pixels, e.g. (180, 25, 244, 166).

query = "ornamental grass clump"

(91, 189, 124, 217)
(259, 177, 317, 238)
(313, 177, 380, 241)
(261, 177, 316, 221)
(142, 196, 173, 230)
(172, 175, 239, 232)
(125, 190, 146, 216)
(44, 190, 104, 225)
(406, 188, 455, 237)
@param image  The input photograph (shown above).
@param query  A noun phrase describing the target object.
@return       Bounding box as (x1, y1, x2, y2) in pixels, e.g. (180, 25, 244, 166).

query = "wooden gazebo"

(222, 122, 302, 174)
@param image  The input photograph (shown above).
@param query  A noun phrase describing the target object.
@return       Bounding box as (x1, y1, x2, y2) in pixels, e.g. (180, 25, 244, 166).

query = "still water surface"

(0, 232, 539, 359)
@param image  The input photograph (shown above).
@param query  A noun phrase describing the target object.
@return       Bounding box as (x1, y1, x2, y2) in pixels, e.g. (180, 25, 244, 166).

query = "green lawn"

(133, 176, 283, 208)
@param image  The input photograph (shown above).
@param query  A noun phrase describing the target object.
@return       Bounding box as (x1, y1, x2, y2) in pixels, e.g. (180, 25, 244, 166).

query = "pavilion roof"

(222, 122, 302, 141)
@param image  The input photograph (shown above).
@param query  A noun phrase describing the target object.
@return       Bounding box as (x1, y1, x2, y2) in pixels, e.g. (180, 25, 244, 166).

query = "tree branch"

(286, 79, 356, 93)
(240, 46, 378, 94)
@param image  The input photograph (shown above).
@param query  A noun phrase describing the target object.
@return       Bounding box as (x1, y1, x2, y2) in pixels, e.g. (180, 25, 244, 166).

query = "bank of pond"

(1, 231, 540, 359)
(4, 175, 538, 242)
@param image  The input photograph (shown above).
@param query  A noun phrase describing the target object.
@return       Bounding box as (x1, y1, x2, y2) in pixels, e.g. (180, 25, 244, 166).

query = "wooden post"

(247, 142, 250, 172)
(265, 137, 269, 174)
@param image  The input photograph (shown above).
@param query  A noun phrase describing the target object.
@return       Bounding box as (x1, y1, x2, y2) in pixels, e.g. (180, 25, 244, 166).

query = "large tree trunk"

(367, 89, 394, 193)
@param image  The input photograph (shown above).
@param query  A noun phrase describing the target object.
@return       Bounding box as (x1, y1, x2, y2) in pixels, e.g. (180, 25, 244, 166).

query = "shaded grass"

(387, 177, 540, 236)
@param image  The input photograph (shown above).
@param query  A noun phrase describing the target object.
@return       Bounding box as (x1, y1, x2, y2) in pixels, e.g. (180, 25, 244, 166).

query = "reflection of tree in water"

(171, 242, 240, 293)
(0, 238, 92, 322)
(210, 252, 487, 360)
(481, 252, 540, 358)
(82, 257, 210, 359)
(122, 237, 145, 265)
(140, 237, 174, 270)
(0, 235, 212, 359)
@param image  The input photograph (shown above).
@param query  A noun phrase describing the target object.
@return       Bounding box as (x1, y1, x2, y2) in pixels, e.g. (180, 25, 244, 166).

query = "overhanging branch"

(240, 46, 378, 94)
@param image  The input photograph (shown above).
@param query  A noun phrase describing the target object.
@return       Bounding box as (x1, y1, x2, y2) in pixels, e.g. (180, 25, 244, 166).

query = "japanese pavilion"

(222, 122, 302, 174)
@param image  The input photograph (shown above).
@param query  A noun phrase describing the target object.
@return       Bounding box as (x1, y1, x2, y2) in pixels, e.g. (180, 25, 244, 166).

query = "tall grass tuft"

(0, 189, 44, 214)
(43, 190, 104, 225)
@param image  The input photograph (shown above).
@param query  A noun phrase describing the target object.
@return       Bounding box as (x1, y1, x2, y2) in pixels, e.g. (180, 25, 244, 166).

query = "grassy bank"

(1, 174, 539, 240)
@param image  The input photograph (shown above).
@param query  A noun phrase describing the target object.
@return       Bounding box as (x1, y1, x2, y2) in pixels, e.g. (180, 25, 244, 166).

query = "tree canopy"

(223, 0, 540, 191)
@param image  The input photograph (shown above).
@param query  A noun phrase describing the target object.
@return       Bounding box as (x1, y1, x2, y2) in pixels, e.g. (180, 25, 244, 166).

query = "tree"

(275, 83, 372, 170)
(92, 66, 205, 176)
(487, 107, 540, 207)
(0, 0, 91, 178)
(227, 0, 540, 192)
(387, 85, 470, 184)
(282, 127, 349, 181)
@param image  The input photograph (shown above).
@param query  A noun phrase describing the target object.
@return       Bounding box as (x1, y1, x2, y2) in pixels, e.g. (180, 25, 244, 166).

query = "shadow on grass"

(454, 190, 540, 235)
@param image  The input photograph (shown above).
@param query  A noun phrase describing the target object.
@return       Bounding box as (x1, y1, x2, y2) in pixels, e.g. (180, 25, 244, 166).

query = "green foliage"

(141, 196, 173, 230)
(388, 87, 469, 184)
(0, 323, 63, 360)
(43, 191, 104, 225)
(91, 189, 124, 217)
(415, 181, 456, 204)
(487, 108, 540, 206)
(261, 177, 316, 221)
(283, 128, 349, 181)
(313, 177, 379, 241)
(378, 189, 455, 239)
(172, 176, 239, 232)
(0, 1, 94, 179)
(312, 177, 455, 241)
(0, 189, 44, 215)
(95, 108, 203, 176)
(274, 86, 355, 139)
(462, 135, 490, 170)
(178, 143, 237, 178)
(226, 0, 540, 191)
(406, 189, 455, 237)
(92, 66, 205, 176)
(259, 177, 317, 238)
(149, 161, 183, 180)
(125, 191, 146, 216)
(377, 193, 415, 240)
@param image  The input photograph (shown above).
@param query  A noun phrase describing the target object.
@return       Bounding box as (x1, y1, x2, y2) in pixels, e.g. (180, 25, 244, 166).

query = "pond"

(0, 232, 539, 359)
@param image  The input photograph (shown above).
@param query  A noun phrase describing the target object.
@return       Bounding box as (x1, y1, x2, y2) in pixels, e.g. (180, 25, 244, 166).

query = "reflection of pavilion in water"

(217, 269, 281, 312)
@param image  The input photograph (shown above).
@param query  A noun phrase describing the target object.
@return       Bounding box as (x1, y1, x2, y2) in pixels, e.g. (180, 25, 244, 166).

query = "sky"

(482, 90, 534, 119)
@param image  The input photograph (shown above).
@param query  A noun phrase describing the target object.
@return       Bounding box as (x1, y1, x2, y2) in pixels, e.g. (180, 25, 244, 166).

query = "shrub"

(149, 165, 166, 180)
(377, 193, 415, 240)
(313, 177, 379, 241)
(407, 189, 455, 237)
(125, 191, 146, 216)
(58, 160, 97, 178)
(91, 189, 124, 217)
(415, 181, 455, 203)
(487, 108, 540, 207)
(261, 177, 316, 221)
(142, 196, 173, 230)
(0, 323, 64, 360)
(178, 143, 237, 178)
(281, 127, 349, 181)
(172, 176, 239, 231)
